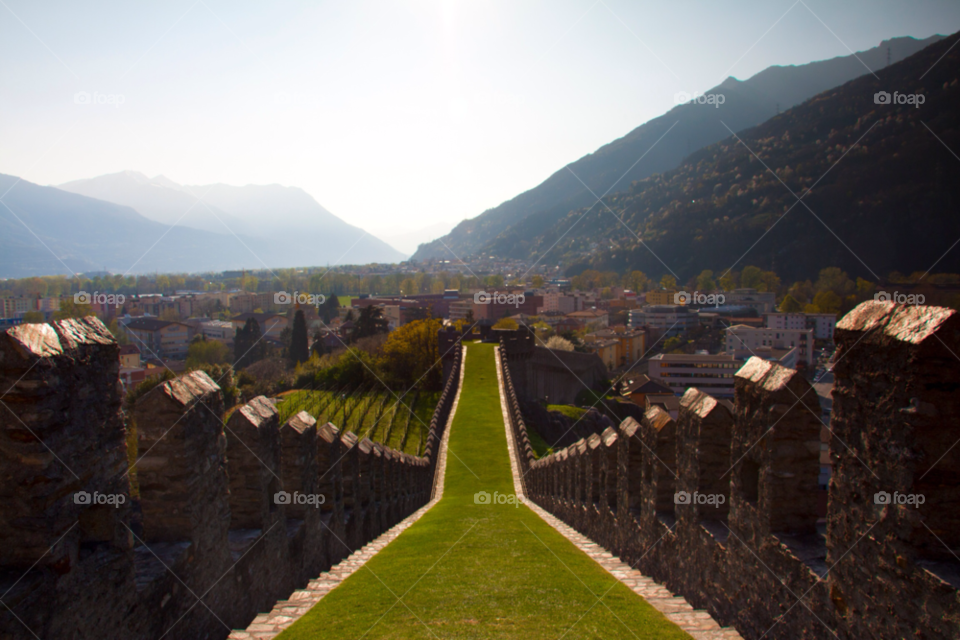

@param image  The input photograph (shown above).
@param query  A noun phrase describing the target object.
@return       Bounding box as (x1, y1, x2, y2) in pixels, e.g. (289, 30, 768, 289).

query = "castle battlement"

(510, 301, 960, 639)
(0, 317, 462, 639)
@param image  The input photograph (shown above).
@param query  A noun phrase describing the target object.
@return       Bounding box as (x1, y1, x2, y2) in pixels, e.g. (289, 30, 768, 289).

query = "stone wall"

(0, 319, 462, 639)
(505, 345, 607, 405)
(523, 301, 960, 640)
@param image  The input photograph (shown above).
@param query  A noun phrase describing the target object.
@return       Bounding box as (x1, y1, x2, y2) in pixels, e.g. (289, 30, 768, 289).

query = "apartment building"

(122, 318, 192, 360)
(723, 288, 777, 314)
(764, 312, 837, 340)
(199, 320, 236, 344)
(724, 324, 815, 366)
(583, 328, 646, 368)
(645, 290, 678, 306)
(647, 353, 742, 397)
(647, 353, 740, 397)
(628, 305, 698, 337)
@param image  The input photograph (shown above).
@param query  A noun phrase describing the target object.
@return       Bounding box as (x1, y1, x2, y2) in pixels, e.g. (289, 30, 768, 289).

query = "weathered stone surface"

(525, 303, 960, 640)
(0, 323, 464, 640)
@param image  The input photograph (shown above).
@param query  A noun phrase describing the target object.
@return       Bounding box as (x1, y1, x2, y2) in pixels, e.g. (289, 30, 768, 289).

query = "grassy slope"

(277, 343, 690, 640)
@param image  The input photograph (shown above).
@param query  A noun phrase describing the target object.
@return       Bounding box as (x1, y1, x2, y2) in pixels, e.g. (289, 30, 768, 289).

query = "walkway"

(273, 343, 694, 639)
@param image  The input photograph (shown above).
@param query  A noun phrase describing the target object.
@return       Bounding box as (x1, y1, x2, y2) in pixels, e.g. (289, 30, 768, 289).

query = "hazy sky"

(3, 0, 959, 238)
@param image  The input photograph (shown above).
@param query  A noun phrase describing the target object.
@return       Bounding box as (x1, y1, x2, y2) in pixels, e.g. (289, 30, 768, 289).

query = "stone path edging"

(493, 347, 743, 640)
(230, 346, 466, 639)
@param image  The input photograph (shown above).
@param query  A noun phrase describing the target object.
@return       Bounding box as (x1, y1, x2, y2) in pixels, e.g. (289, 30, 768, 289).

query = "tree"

(659, 274, 677, 290)
(779, 294, 803, 313)
(378, 318, 443, 391)
(289, 309, 309, 366)
(531, 275, 545, 288)
(544, 335, 574, 351)
(311, 329, 328, 358)
(351, 305, 389, 342)
(810, 290, 842, 315)
(718, 272, 737, 291)
(740, 265, 763, 289)
(53, 299, 88, 321)
(695, 270, 716, 292)
(319, 293, 341, 323)
(492, 317, 518, 330)
(186, 337, 230, 368)
(21, 311, 44, 324)
(234, 318, 264, 369)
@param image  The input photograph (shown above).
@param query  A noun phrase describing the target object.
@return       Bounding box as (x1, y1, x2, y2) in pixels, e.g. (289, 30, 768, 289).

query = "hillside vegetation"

(484, 33, 960, 283)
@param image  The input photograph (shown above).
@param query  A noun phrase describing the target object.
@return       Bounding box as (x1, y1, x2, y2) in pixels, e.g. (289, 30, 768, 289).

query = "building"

(644, 393, 681, 420)
(724, 325, 815, 367)
(537, 291, 582, 315)
(647, 353, 740, 397)
(722, 288, 777, 314)
(583, 328, 646, 368)
(588, 339, 620, 370)
(645, 290, 679, 306)
(118, 344, 141, 368)
(122, 318, 192, 360)
(199, 320, 236, 344)
(628, 305, 698, 337)
(565, 309, 609, 330)
(764, 312, 837, 340)
(620, 374, 673, 406)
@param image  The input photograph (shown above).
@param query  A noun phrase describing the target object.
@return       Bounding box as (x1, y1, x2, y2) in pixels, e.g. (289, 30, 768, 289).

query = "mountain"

(58, 173, 406, 266)
(484, 32, 960, 283)
(0, 174, 261, 277)
(410, 35, 945, 262)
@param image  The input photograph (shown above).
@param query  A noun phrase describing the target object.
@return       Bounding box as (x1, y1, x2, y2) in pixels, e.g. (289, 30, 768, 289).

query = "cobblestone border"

(230, 346, 466, 639)
(494, 347, 742, 640)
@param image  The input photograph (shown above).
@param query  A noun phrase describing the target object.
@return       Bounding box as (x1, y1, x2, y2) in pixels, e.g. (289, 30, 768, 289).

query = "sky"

(2, 0, 960, 242)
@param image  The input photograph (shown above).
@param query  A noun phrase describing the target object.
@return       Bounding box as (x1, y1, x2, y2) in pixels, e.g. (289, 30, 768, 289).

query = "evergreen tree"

(289, 309, 309, 366)
(351, 305, 389, 342)
(234, 317, 264, 369)
(319, 293, 341, 323)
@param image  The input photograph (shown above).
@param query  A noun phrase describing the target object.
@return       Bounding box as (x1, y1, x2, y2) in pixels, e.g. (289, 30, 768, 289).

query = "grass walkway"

(277, 343, 690, 640)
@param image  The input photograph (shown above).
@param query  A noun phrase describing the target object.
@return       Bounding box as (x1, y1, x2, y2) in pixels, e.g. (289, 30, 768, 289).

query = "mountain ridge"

(410, 34, 945, 262)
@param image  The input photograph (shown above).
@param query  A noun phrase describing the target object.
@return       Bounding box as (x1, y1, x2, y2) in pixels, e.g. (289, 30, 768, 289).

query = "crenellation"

(0, 321, 464, 640)
(524, 302, 960, 640)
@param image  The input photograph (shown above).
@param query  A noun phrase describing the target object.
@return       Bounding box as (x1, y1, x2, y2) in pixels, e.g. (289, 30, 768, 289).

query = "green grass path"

(277, 343, 690, 640)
